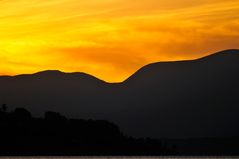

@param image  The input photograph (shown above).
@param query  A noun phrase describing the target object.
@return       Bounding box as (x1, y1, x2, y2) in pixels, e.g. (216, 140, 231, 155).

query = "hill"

(0, 49, 239, 139)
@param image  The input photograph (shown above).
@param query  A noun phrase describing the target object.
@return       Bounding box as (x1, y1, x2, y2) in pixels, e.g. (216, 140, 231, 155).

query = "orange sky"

(0, 0, 239, 82)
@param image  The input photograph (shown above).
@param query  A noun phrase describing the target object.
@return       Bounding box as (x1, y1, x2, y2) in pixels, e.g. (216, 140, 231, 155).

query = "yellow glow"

(0, 0, 239, 82)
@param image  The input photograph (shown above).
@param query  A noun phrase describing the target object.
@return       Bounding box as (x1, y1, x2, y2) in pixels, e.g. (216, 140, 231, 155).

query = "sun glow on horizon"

(0, 0, 239, 82)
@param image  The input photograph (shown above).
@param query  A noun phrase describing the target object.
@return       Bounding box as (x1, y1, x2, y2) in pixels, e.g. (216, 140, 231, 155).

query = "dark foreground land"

(0, 105, 239, 156)
(0, 105, 175, 156)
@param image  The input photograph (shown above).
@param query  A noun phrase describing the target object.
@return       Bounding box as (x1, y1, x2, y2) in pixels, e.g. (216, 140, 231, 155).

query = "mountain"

(0, 49, 239, 139)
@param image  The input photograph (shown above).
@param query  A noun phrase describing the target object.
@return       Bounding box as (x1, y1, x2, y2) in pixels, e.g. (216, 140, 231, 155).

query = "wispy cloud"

(0, 0, 239, 82)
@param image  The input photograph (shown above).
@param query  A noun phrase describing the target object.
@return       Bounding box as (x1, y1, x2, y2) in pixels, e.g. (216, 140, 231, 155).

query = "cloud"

(0, 0, 239, 82)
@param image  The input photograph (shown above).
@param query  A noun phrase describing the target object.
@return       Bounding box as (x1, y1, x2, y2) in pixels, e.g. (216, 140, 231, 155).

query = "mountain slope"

(116, 49, 239, 138)
(0, 49, 239, 138)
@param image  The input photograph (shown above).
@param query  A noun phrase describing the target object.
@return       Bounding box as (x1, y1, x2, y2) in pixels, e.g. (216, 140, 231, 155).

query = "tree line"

(0, 104, 176, 156)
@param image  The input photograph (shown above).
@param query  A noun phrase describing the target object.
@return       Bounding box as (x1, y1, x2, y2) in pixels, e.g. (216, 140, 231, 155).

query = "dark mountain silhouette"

(0, 49, 239, 139)
(0, 106, 174, 156)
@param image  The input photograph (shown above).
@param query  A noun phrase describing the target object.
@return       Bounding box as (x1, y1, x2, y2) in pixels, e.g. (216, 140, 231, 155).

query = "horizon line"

(0, 49, 238, 83)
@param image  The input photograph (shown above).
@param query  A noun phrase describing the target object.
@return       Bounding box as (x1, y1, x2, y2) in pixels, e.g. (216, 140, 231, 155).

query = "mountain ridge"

(0, 49, 239, 139)
(1, 49, 238, 83)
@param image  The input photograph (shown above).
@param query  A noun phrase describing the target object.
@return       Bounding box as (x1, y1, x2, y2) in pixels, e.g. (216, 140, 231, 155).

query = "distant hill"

(0, 49, 239, 139)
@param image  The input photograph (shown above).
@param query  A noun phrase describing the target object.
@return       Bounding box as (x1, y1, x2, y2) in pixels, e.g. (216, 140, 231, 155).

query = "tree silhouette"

(44, 111, 67, 121)
(0, 105, 177, 155)
(1, 104, 7, 112)
(13, 107, 32, 120)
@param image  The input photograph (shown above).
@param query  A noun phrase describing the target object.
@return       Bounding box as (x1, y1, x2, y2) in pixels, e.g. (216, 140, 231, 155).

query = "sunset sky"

(0, 0, 239, 82)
